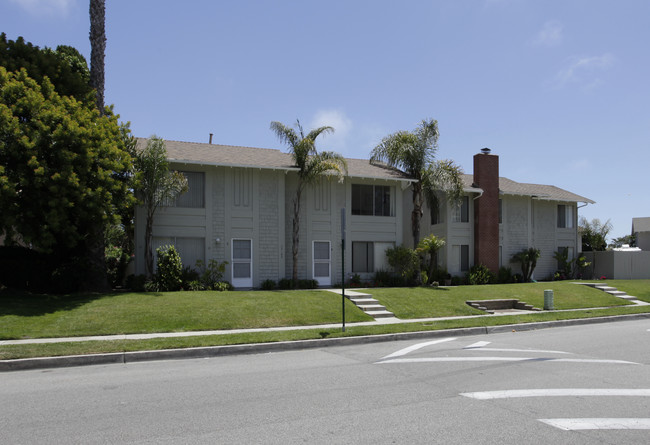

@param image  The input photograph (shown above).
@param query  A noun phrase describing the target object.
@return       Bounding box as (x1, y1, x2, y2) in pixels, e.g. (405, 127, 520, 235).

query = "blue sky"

(2, 0, 649, 241)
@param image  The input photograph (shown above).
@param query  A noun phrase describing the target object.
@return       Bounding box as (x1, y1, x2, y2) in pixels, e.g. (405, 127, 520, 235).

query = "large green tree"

(579, 217, 612, 252)
(0, 33, 92, 102)
(0, 68, 133, 276)
(270, 120, 347, 285)
(134, 136, 188, 278)
(370, 118, 464, 247)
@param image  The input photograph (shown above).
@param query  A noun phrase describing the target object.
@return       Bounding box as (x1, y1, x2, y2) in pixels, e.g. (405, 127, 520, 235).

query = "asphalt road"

(1, 319, 649, 444)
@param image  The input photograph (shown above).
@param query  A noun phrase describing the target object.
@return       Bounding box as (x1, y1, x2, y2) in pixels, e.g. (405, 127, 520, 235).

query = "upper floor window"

(351, 184, 393, 216)
(452, 196, 469, 223)
(557, 204, 574, 228)
(166, 171, 205, 208)
(430, 200, 440, 225)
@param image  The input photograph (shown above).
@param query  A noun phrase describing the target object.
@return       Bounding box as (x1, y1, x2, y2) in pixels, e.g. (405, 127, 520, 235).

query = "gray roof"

(461, 174, 594, 204)
(632, 217, 650, 233)
(136, 138, 412, 182)
(135, 138, 593, 201)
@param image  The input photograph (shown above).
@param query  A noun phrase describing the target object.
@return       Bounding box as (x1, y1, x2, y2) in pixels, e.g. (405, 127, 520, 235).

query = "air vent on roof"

(481, 147, 491, 155)
(209, 133, 213, 144)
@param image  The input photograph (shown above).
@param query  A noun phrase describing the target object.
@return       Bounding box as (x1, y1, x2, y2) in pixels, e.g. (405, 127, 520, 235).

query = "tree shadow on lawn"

(0, 290, 123, 317)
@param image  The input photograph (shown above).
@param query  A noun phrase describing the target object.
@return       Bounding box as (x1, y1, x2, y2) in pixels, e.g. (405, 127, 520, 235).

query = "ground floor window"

(452, 244, 470, 272)
(153, 236, 205, 270)
(352, 242, 374, 273)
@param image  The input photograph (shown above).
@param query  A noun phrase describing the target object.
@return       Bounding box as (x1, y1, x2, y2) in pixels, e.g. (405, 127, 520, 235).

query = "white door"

(313, 241, 331, 286)
(232, 239, 253, 288)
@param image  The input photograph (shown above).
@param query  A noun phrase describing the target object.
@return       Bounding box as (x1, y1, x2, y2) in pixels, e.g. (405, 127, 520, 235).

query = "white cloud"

(309, 109, 352, 152)
(533, 20, 563, 47)
(548, 53, 615, 90)
(9, 0, 76, 17)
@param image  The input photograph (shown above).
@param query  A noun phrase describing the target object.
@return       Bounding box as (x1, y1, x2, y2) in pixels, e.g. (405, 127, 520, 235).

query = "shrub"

(348, 273, 362, 287)
(180, 266, 200, 289)
(186, 280, 205, 291)
(278, 278, 294, 290)
(277, 278, 317, 289)
(386, 245, 419, 285)
(466, 264, 495, 285)
(511, 247, 541, 282)
(155, 245, 183, 291)
(144, 280, 159, 292)
(195, 259, 228, 289)
(373, 269, 399, 287)
(261, 279, 276, 290)
(298, 279, 319, 289)
(497, 266, 513, 284)
(213, 281, 233, 292)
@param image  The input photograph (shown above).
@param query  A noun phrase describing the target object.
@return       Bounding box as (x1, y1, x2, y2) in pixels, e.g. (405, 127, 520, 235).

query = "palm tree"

(134, 137, 188, 278)
(416, 234, 446, 284)
(370, 118, 464, 247)
(89, 0, 106, 113)
(271, 120, 347, 285)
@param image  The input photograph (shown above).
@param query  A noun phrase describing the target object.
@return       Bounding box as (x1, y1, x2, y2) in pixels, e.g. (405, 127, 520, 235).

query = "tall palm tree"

(89, 0, 105, 113)
(271, 120, 347, 285)
(82, 0, 107, 290)
(370, 118, 464, 247)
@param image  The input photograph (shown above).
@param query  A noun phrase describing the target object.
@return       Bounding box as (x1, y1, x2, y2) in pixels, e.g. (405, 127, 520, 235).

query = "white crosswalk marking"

(540, 418, 650, 430)
(382, 357, 637, 365)
(461, 388, 650, 400)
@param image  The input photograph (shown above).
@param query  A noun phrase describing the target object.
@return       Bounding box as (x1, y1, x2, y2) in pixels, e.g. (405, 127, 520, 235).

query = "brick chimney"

(473, 148, 499, 273)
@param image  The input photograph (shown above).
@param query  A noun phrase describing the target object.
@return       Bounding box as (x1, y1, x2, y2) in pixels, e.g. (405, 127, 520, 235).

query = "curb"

(2, 312, 650, 372)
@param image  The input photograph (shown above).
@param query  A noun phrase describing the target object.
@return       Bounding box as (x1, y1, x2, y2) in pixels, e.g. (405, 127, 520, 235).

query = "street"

(1, 319, 649, 444)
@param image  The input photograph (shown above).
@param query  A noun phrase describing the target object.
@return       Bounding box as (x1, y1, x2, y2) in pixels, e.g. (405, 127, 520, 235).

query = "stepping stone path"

(327, 289, 397, 320)
(576, 282, 648, 305)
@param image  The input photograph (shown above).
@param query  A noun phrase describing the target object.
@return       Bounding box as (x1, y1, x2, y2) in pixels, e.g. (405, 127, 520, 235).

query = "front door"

(232, 239, 253, 288)
(313, 241, 331, 287)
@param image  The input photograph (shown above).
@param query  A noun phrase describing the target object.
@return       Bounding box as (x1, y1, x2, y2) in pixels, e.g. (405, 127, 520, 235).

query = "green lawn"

(606, 280, 650, 302)
(366, 281, 633, 319)
(0, 290, 372, 340)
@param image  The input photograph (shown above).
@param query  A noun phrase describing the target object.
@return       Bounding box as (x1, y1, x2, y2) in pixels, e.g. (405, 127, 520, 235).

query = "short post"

(544, 289, 554, 310)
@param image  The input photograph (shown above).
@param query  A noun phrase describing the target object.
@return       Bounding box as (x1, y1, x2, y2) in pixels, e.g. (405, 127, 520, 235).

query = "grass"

(605, 280, 650, 302)
(0, 290, 372, 340)
(1, 280, 648, 360)
(1, 304, 649, 360)
(365, 281, 632, 319)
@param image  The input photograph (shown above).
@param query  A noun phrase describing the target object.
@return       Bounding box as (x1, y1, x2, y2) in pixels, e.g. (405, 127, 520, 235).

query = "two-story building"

(134, 139, 594, 286)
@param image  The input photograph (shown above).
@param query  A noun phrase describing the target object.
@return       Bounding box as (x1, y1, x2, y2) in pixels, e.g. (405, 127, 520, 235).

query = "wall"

(637, 231, 650, 251)
(583, 251, 650, 279)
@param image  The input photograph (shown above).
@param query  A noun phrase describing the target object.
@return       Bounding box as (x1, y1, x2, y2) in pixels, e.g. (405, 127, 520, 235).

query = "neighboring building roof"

(460, 174, 595, 204)
(632, 217, 650, 233)
(136, 138, 412, 182)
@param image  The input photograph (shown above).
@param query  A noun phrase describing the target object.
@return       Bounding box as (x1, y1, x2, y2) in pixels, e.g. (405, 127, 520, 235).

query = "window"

(352, 242, 374, 273)
(165, 171, 205, 208)
(557, 204, 574, 228)
(460, 244, 470, 272)
(430, 200, 440, 225)
(452, 196, 469, 223)
(352, 184, 392, 216)
(452, 244, 470, 272)
(152, 236, 205, 270)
